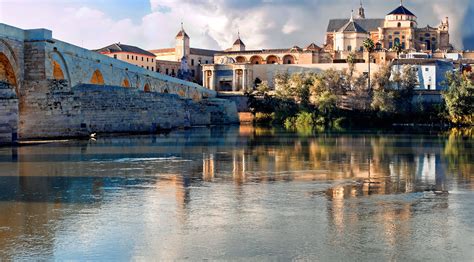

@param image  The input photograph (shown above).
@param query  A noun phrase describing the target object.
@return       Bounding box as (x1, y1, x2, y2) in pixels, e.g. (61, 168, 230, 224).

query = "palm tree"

(346, 52, 357, 82)
(363, 38, 375, 90)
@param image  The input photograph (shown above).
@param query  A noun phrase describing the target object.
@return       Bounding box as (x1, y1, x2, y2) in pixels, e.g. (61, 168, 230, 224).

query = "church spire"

(357, 0, 365, 19)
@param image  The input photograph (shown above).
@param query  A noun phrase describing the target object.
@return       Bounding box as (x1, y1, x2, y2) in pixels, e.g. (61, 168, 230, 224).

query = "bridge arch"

(52, 60, 65, 80)
(0, 40, 20, 96)
(122, 78, 130, 88)
(48, 51, 71, 85)
(90, 69, 105, 85)
(144, 83, 151, 92)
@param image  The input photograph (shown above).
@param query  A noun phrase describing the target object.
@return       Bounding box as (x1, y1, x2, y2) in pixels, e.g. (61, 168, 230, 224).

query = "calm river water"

(0, 126, 473, 260)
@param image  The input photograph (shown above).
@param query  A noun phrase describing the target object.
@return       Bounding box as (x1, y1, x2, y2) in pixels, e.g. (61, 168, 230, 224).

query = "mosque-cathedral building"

(96, 1, 464, 92)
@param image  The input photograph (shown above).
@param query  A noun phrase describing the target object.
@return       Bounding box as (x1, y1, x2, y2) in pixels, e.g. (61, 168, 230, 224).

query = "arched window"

(394, 38, 401, 46)
(425, 40, 431, 50)
(347, 45, 352, 51)
(397, 22, 401, 28)
(90, 70, 104, 85)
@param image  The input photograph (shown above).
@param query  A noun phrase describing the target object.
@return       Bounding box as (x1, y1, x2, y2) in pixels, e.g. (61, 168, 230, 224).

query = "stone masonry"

(0, 23, 238, 144)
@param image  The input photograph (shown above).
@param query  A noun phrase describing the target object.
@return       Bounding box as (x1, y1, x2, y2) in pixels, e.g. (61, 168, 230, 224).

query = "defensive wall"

(0, 23, 238, 144)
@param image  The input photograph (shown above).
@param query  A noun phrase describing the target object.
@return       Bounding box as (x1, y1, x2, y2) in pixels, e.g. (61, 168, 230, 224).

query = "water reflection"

(0, 126, 472, 260)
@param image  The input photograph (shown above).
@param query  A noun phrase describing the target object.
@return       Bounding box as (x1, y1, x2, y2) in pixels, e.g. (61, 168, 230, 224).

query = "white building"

(392, 59, 454, 90)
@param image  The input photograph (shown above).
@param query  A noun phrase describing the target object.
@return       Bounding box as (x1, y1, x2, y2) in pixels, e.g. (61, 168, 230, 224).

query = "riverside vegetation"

(247, 63, 473, 131)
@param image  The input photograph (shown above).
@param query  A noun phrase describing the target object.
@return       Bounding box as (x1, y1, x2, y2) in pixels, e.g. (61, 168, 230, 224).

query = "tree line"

(247, 63, 473, 129)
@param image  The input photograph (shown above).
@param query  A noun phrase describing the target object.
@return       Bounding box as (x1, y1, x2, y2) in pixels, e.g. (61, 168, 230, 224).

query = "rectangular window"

(113, 54, 117, 59)
(205, 60, 208, 64)
(191, 70, 195, 76)
(172, 69, 175, 75)
(147, 58, 149, 62)
(142, 57, 144, 61)
(147, 66, 149, 70)
(191, 59, 194, 66)
(166, 68, 169, 74)
(425, 68, 429, 72)
(389, 42, 393, 48)
(127, 55, 129, 59)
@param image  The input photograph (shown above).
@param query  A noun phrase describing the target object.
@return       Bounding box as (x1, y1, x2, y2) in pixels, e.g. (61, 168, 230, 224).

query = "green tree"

(371, 64, 396, 114)
(442, 72, 474, 125)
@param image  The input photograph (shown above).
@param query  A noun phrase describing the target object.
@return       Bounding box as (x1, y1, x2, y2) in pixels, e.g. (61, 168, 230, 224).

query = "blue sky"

(0, 0, 473, 51)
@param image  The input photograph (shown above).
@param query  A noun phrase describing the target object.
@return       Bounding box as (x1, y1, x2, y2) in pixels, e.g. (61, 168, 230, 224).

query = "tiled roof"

(233, 38, 245, 46)
(388, 5, 416, 16)
(305, 43, 321, 50)
(149, 48, 175, 53)
(327, 18, 384, 33)
(176, 30, 189, 38)
(339, 20, 367, 33)
(190, 48, 220, 57)
(94, 43, 155, 57)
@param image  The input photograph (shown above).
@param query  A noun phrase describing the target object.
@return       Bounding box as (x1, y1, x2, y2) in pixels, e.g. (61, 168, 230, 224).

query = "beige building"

(95, 43, 156, 72)
(325, 2, 452, 53)
(149, 25, 219, 82)
(202, 1, 458, 93)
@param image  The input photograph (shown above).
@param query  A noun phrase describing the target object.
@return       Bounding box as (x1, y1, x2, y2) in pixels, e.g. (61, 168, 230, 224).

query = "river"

(0, 126, 473, 260)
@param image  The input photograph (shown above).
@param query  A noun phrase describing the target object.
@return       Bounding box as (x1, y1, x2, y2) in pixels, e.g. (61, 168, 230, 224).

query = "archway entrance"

(266, 55, 279, 64)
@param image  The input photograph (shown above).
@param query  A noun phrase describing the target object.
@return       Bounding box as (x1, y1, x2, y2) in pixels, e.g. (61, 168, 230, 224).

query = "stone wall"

(0, 82, 18, 144)
(0, 23, 238, 143)
(20, 84, 238, 140)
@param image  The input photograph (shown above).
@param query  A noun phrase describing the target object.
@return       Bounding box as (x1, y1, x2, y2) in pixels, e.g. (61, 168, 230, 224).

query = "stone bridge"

(0, 23, 238, 144)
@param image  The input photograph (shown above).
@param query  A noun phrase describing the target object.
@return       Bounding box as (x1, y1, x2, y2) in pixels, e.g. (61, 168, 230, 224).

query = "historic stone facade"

(0, 23, 238, 145)
(325, 2, 452, 53)
(150, 25, 219, 83)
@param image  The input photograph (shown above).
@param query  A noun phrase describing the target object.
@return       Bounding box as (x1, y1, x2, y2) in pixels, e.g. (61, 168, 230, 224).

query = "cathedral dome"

(387, 5, 416, 17)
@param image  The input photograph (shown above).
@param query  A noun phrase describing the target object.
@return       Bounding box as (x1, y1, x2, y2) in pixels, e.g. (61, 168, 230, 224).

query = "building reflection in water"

(0, 126, 470, 259)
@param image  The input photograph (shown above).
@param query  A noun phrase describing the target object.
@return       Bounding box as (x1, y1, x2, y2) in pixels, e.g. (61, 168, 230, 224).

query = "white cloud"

(0, 0, 471, 51)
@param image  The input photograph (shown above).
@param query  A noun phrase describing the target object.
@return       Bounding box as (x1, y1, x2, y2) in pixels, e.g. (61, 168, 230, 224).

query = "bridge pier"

(0, 82, 18, 145)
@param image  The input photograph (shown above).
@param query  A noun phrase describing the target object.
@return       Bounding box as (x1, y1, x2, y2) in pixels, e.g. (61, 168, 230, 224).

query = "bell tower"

(357, 0, 365, 19)
(175, 22, 190, 62)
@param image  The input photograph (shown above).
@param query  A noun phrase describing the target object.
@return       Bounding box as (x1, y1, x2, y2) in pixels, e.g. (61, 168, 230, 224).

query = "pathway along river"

(0, 126, 473, 260)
